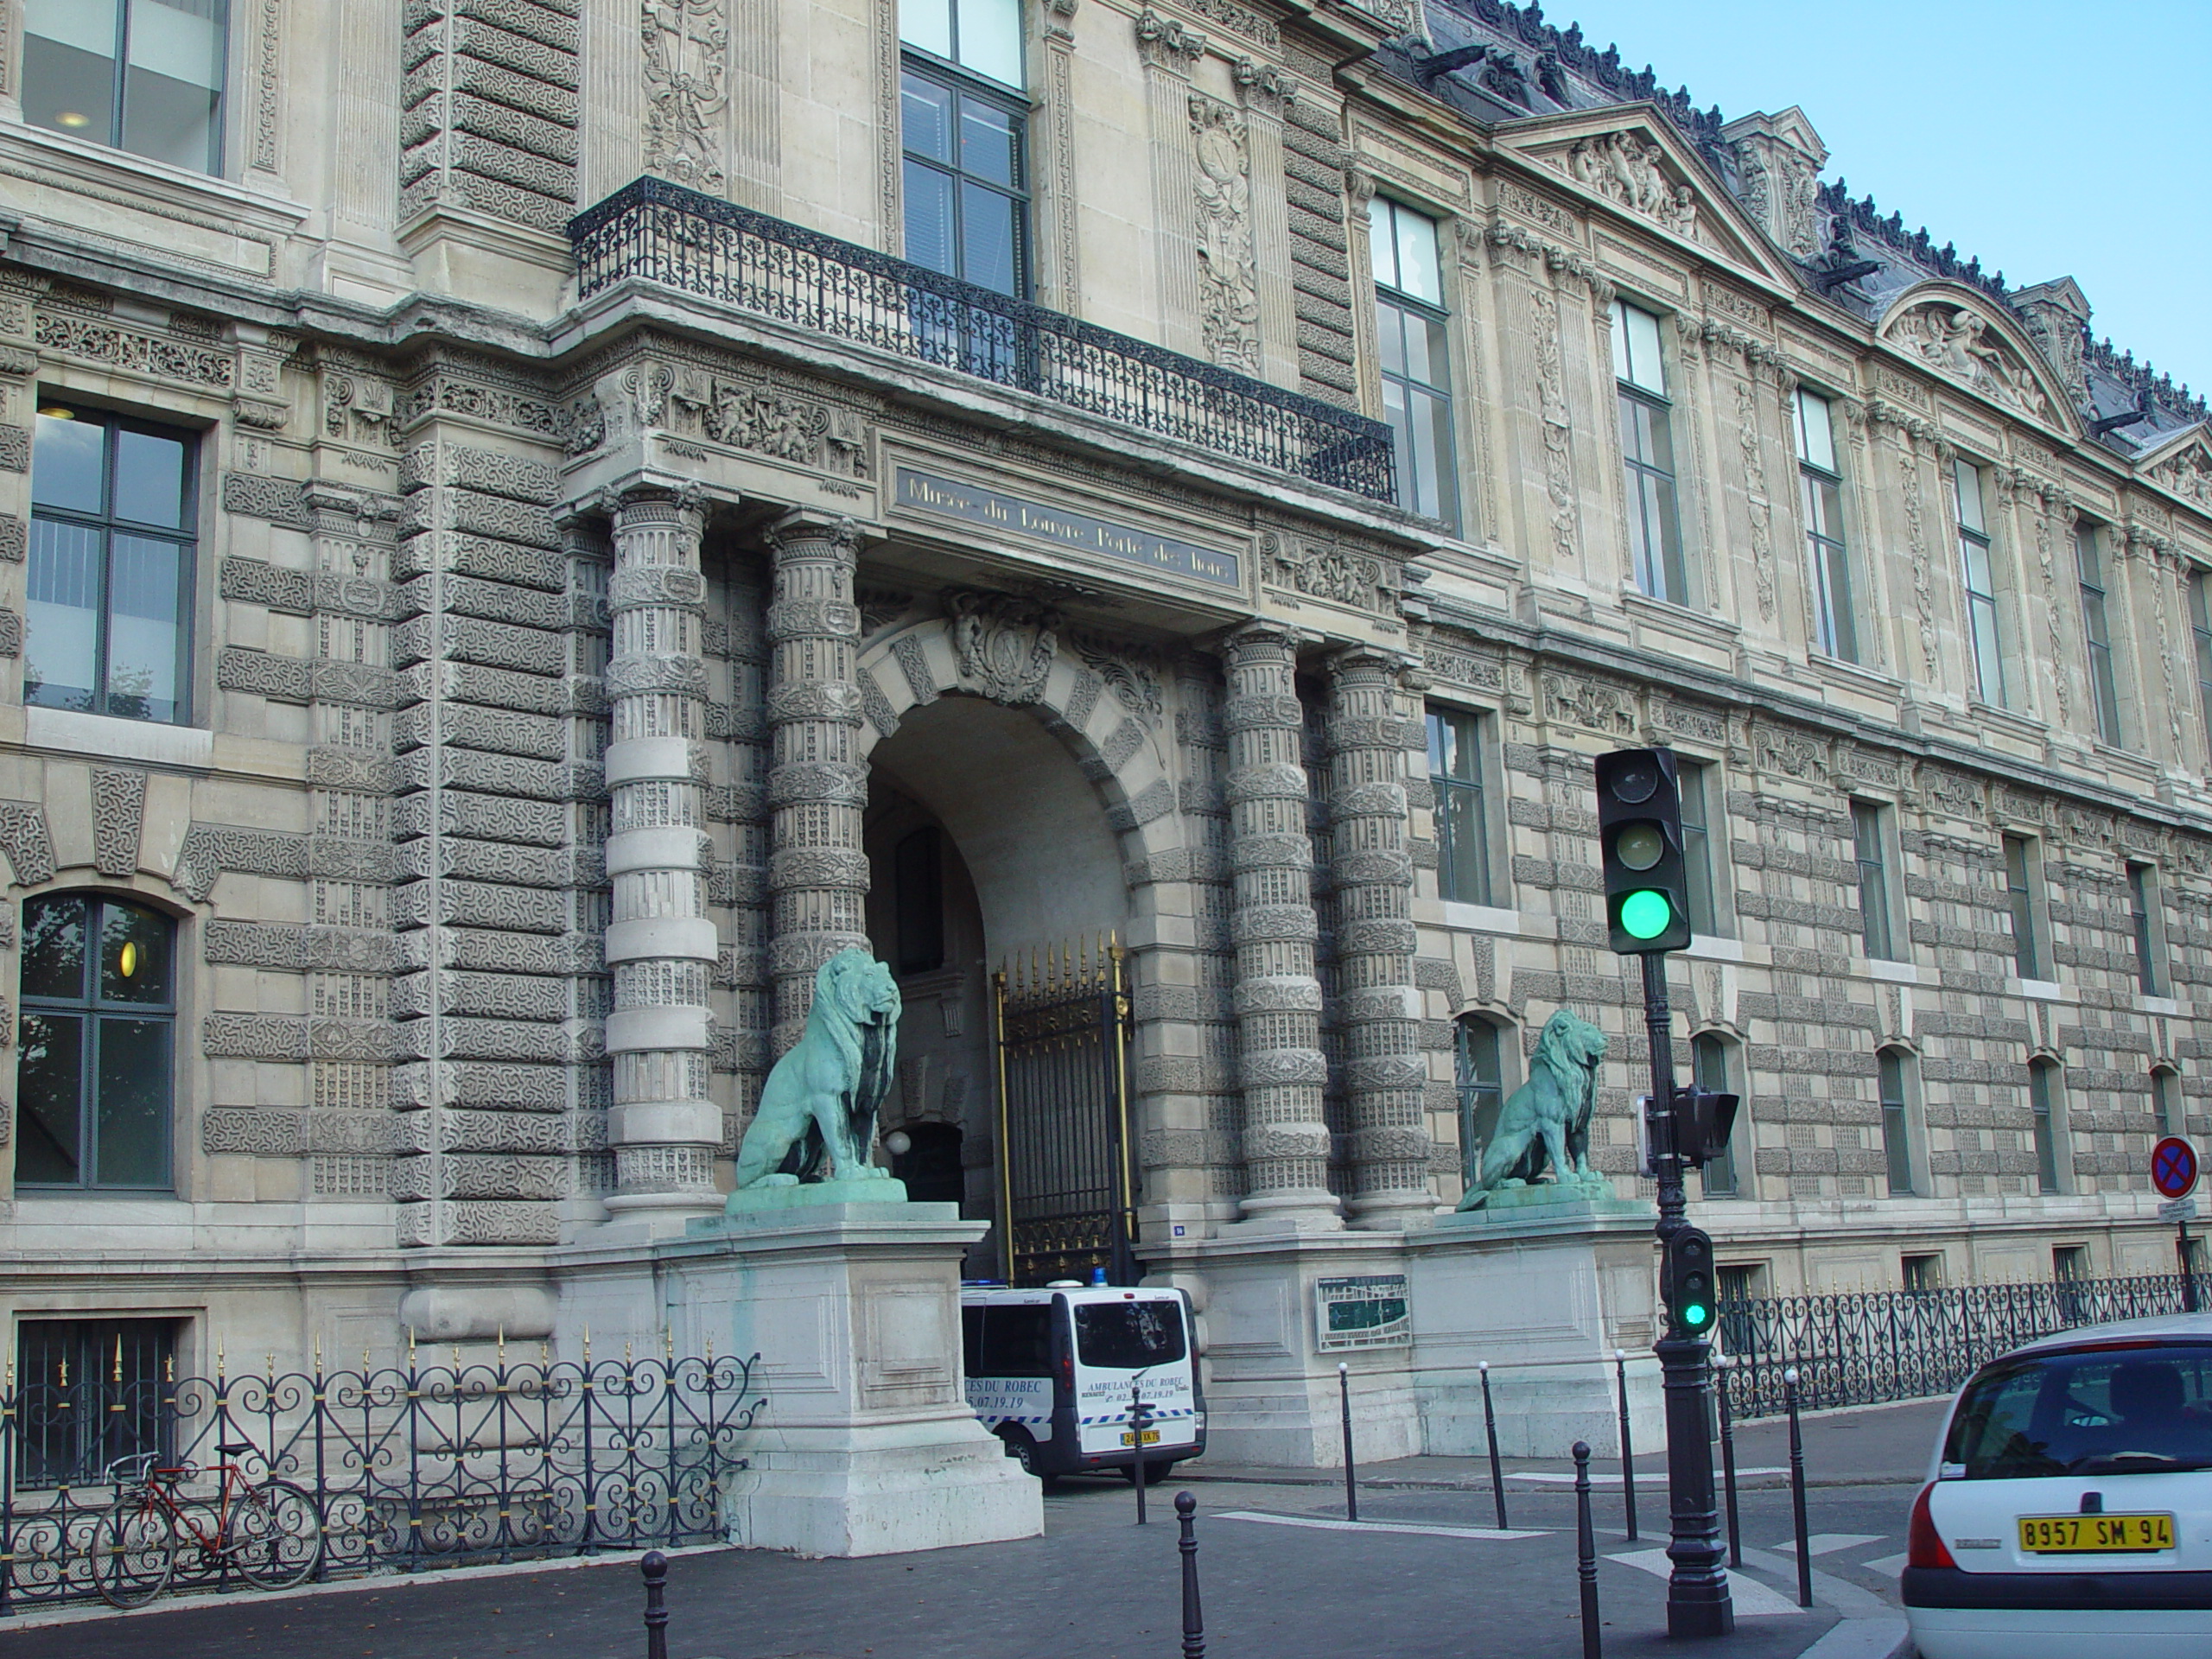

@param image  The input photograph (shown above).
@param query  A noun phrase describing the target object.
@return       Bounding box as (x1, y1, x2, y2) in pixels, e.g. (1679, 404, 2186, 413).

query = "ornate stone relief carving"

(1189, 95, 1260, 376)
(627, 367, 874, 478)
(1529, 284, 1577, 560)
(2031, 487, 2069, 722)
(251, 0, 282, 173)
(1262, 531, 1392, 613)
(1884, 302, 2053, 423)
(1135, 9, 1207, 67)
(92, 771, 146, 878)
(1895, 430, 1938, 677)
(323, 370, 396, 448)
(643, 0, 729, 193)
(949, 591, 1058, 705)
(1563, 132, 1699, 239)
(34, 312, 233, 388)
(1733, 373, 1777, 620)
(2148, 446, 2212, 513)
(1541, 673, 1637, 736)
(0, 803, 55, 886)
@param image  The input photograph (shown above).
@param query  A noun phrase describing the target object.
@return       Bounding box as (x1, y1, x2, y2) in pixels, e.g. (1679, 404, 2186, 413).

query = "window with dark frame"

(2075, 520, 2123, 747)
(1613, 299, 1688, 604)
(2129, 862, 2163, 996)
(1879, 1047, 1915, 1196)
(28, 404, 195, 725)
(1902, 1253, 1942, 1293)
(16, 1318, 177, 1487)
(1427, 706, 1491, 906)
(1955, 459, 2006, 708)
(1454, 1017, 1504, 1189)
(16, 893, 176, 1191)
(2191, 572, 2212, 768)
(1677, 759, 1717, 937)
(22, 0, 227, 175)
(1694, 1033, 1737, 1198)
(899, 0, 1028, 300)
(1369, 198, 1458, 527)
(2003, 834, 2043, 980)
(2028, 1060, 2063, 1196)
(2154, 1068, 2182, 1140)
(1796, 388, 1856, 661)
(1853, 800, 1897, 961)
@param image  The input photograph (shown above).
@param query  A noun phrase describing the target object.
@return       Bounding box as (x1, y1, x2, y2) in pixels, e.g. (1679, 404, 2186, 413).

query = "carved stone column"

(602, 488, 721, 1220)
(764, 512, 869, 1054)
(1222, 623, 1336, 1225)
(1325, 647, 1430, 1225)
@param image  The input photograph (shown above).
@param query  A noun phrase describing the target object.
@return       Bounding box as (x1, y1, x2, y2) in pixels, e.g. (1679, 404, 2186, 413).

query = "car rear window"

(1945, 1342, 2212, 1478)
(1073, 1300, 1185, 1370)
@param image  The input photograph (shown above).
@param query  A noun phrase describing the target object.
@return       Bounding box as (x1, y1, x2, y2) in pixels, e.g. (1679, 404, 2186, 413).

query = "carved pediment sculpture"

(2147, 440, 2212, 514)
(1883, 299, 2055, 423)
(1562, 130, 1700, 240)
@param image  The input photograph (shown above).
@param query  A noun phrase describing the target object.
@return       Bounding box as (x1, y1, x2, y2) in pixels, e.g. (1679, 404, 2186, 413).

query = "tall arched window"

(16, 894, 175, 1190)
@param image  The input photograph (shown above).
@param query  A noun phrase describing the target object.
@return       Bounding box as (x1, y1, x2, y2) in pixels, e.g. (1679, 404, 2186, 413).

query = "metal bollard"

(1176, 1491, 1205, 1659)
(1784, 1367, 1812, 1609)
(1479, 1360, 1508, 1530)
(1715, 1354, 1743, 1570)
(1612, 1349, 1637, 1542)
(1338, 1362, 1358, 1522)
(640, 1549, 669, 1659)
(1132, 1383, 1151, 1526)
(1573, 1441, 1601, 1659)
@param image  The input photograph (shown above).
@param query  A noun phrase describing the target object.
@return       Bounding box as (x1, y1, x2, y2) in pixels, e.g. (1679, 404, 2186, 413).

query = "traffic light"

(1675, 1090, 1739, 1169)
(1662, 1224, 1717, 1336)
(1596, 748, 1692, 954)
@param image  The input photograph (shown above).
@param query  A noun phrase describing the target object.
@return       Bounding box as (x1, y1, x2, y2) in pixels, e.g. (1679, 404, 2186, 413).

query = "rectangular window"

(2192, 573, 2212, 766)
(1796, 390, 1856, 661)
(1955, 460, 2006, 707)
(2129, 862, 2163, 996)
(899, 0, 1024, 88)
(1853, 800, 1897, 961)
(1455, 1019, 1503, 1188)
(2154, 1070, 2182, 1140)
(2075, 521, 2123, 746)
(16, 1318, 176, 1487)
(900, 63, 1029, 300)
(1677, 759, 1718, 937)
(2052, 1243, 2088, 1281)
(1613, 299, 1687, 604)
(2029, 1063, 2063, 1196)
(29, 405, 194, 725)
(1903, 1253, 1942, 1293)
(1369, 199, 1457, 527)
(1694, 1033, 1737, 1198)
(23, 0, 227, 175)
(2003, 834, 2043, 980)
(1427, 707, 1491, 906)
(1879, 1048, 1915, 1196)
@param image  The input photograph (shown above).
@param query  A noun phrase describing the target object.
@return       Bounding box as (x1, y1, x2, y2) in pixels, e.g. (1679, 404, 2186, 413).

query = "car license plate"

(1120, 1428, 1161, 1446)
(2018, 1513, 2175, 1553)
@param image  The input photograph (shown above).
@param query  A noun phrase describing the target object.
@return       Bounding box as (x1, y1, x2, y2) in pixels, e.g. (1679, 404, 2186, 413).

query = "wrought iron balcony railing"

(569, 177, 1397, 505)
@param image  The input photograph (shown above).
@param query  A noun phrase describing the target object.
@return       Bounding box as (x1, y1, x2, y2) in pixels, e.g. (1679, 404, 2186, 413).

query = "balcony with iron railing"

(568, 176, 1397, 506)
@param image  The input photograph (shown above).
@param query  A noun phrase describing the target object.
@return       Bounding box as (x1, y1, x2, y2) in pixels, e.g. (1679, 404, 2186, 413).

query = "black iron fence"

(1717, 1272, 2192, 1419)
(0, 1342, 762, 1611)
(568, 176, 1397, 505)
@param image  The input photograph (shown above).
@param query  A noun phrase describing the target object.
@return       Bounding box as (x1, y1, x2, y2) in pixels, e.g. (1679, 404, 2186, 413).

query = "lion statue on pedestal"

(1456, 1007, 1608, 1211)
(733, 949, 903, 1192)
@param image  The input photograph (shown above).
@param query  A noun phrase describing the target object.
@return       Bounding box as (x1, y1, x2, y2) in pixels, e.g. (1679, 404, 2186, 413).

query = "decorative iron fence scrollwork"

(0, 1343, 763, 1612)
(1717, 1272, 2192, 1421)
(568, 176, 1398, 505)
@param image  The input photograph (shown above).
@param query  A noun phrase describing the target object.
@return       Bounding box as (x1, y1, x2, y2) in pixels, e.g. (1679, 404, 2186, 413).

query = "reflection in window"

(2076, 522, 2123, 746)
(1455, 1017, 1504, 1188)
(899, 0, 1027, 307)
(2029, 1059, 2063, 1197)
(1613, 300, 1687, 604)
(1369, 198, 1457, 526)
(2003, 835, 2042, 979)
(1879, 1047, 1916, 1195)
(1955, 460, 2006, 707)
(1796, 389, 1856, 661)
(29, 405, 194, 724)
(1427, 707, 1490, 906)
(23, 0, 227, 175)
(17, 894, 176, 1191)
(1853, 801, 1897, 962)
(1677, 759, 1718, 937)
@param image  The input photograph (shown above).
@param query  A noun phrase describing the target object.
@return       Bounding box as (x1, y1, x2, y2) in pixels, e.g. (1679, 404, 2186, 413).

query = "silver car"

(1904, 1313, 2212, 1659)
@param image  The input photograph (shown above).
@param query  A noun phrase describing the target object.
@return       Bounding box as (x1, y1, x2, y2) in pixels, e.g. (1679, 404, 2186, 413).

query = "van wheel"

(996, 1427, 1057, 1491)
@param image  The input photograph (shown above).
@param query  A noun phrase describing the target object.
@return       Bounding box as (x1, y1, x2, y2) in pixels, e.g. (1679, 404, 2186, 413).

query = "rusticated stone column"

(764, 512, 869, 1053)
(1325, 647, 1431, 1225)
(602, 488, 721, 1220)
(1222, 622, 1337, 1225)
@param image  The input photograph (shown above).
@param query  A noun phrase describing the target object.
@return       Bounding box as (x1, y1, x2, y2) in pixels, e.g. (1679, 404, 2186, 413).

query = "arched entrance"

(863, 691, 1134, 1281)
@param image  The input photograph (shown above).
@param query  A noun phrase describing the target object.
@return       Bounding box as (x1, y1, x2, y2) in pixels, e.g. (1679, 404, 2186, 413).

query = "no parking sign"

(2153, 1136, 2199, 1201)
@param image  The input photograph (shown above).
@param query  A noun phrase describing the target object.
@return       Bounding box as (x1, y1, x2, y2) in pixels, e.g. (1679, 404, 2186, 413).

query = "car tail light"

(1059, 1348, 1073, 1391)
(1907, 1481, 1956, 1570)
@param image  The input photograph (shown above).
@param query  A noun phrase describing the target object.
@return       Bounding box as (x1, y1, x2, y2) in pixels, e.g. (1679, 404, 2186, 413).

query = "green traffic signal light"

(1619, 889, 1675, 940)
(1681, 1302, 1711, 1331)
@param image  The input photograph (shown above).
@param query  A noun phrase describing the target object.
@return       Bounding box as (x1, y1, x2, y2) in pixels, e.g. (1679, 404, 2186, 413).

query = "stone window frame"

(1999, 830, 2050, 983)
(1422, 697, 1503, 910)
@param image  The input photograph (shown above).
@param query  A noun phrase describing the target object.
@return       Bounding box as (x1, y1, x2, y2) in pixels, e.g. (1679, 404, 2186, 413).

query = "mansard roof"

(1378, 0, 2202, 454)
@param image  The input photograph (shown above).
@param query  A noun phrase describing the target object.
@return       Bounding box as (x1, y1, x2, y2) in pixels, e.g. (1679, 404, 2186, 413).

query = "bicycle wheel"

(94, 1493, 176, 1610)
(232, 1479, 321, 1591)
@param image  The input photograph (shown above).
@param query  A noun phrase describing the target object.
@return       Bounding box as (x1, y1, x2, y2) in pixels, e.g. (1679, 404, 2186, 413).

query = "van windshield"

(1074, 1300, 1185, 1370)
(1944, 1342, 2212, 1478)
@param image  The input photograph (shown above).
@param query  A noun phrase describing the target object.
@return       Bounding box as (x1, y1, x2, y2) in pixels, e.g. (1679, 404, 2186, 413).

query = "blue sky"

(1529, 0, 2212, 401)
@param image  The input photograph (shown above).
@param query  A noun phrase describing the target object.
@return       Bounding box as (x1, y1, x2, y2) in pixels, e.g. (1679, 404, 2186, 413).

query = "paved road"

(3, 1402, 1933, 1659)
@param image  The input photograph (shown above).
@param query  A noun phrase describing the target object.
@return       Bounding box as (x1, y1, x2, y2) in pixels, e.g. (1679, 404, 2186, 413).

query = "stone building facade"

(1, 0, 2209, 1454)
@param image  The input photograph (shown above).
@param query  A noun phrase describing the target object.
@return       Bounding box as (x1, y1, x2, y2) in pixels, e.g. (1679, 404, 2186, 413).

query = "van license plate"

(1120, 1429, 1161, 1446)
(2018, 1513, 2174, 1553)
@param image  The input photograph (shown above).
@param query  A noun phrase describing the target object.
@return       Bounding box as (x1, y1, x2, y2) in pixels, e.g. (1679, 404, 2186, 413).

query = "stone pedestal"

(555, 1202, 1039, 1558)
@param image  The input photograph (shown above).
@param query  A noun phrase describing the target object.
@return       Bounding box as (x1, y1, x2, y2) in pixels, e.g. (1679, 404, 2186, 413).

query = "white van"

(960, 1284, 1205, 1484)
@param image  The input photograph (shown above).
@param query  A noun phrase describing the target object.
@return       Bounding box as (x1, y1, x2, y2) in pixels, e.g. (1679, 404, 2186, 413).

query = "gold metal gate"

(992, 937, 1135, 1286)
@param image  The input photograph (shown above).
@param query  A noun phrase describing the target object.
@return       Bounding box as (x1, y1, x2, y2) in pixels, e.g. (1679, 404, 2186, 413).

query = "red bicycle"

(94, 1443, 321, 1608)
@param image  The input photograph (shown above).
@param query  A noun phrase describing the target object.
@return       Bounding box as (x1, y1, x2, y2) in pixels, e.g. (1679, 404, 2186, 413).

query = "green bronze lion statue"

(1456, 1007, 1608, 1211)
(733, 949, 903, 1191)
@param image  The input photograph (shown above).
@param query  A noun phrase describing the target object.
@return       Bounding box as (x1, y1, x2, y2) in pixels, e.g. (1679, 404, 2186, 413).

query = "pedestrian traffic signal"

(1662, 1225, 1716, 1336)
(1596, 748, 1692, 954)
(1675, 1089, 1739, 1170)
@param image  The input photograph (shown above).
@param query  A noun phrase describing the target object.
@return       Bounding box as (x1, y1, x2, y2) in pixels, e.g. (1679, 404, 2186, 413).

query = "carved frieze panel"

(1189, 94, 1260, 376)
(1556, 131, 1700, 240)
(32, 311, 234, 388)
(1262, 531, 1394, 613)
(1541, 672, 1637, 736)
(2147, 445, 2212, 515)
(1883, 301, 2055, 423)
(643, 0, 729, 193)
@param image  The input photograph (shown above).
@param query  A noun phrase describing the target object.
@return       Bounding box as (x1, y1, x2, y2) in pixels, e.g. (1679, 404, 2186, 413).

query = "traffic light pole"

(1640, 950, 1734, 1639)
